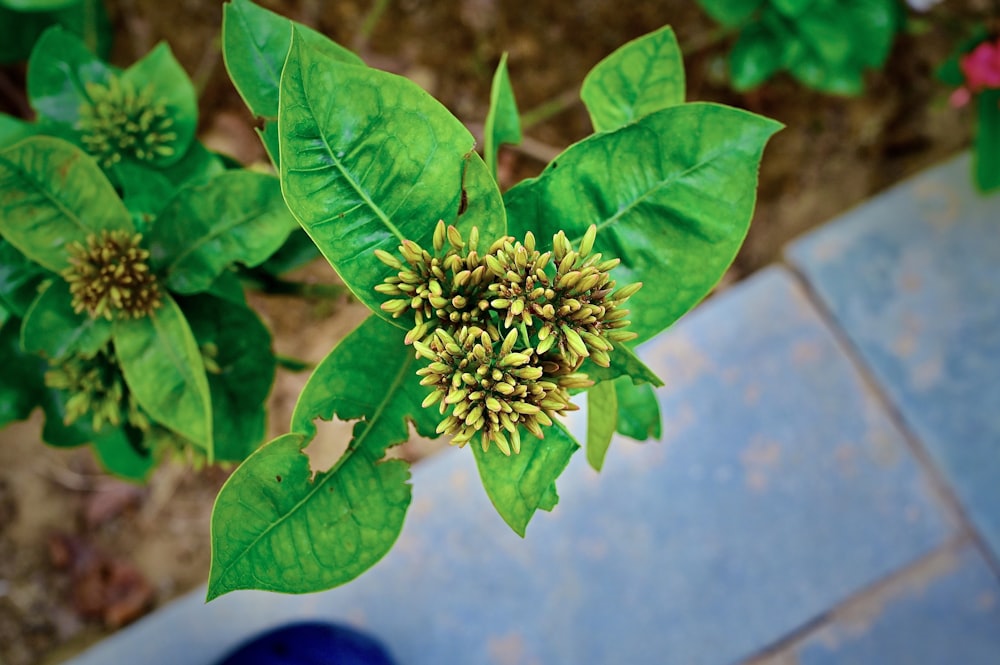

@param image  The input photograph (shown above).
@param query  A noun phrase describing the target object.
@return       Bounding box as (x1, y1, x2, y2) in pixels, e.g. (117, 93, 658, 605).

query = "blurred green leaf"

(21, 280, 112, 359)
(0, 136, 132, 272)
(149, 170, 297, 294)
(113, 292, 212, 454)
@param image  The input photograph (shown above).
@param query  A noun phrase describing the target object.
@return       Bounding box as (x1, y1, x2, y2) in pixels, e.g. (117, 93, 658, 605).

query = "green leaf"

(974, 90, 1000, 193)
(483, 53, 521, 177)
(149, 170, 298, 294)
(614, 376, 661, 441)
(0, 317, 47, 427)
(581, 25, 685, 132)
(0, 114, 35, 147)
(208, 433, 411, 599)
(27, 25, 113, 125)
(472, 421, 580, 536)
(21, 280, 112, 359)
(841, 0, 898, 69)
(0, 1, 108, 64)
(39, 386, 97, 447)
(257, 227, 321, 276)
(697, 0, 764, 27)
(291, 315, 439, 440)
(120, 42, 198, 166)
(157, 139, 227, 189)
(208, 315, 441, 597)
(0, 136, 133, 272)
(180, 294, 275, 462)
(770, 0, 812, 17)
(580, 343, 663, 387)
(257, 121, 280, 169)
(113, 292, 212, 454)
(504, 103, 781, 343)
(586, 380, 618, 471)
(92, 427, 154, 482)
(792, 9, 852, 67)
(729, 22, 784, 91)
(0, 238, 49, 317)
(222, 0, 364, 120)
(116, 162, 176, 230)
(279, 29, 507, 324)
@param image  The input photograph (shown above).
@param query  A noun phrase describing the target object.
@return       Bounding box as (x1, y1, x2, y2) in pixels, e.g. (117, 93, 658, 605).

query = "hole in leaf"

(302, 416, 354, 476)
(275, 475, 282, 483)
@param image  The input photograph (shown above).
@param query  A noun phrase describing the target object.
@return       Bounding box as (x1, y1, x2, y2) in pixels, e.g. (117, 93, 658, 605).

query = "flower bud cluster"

(44, 344, 149, 433)
(78, 76, 177, 168)
(375, 221, 640, 456)
(63, 230, 162, 321)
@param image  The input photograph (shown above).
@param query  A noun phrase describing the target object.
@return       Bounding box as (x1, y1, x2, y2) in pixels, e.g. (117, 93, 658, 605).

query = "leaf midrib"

(289, 51, 407, 245)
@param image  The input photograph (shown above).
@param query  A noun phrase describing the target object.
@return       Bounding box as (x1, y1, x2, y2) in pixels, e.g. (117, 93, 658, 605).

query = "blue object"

(214, 622, 397, 665)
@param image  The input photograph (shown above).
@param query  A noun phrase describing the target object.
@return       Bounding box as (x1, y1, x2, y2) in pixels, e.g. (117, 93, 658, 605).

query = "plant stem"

(356, 0, 393, 51)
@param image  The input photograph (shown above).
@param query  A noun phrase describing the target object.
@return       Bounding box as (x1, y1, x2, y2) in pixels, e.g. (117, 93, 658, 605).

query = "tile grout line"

(739, 535, 973, 664)
(783, 260, 1000, 579)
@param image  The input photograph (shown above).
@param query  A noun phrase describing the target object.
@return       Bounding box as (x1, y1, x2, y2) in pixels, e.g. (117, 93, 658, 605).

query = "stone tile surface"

(787, 153, 1000, 562)
(63, 268, 951, 665)
(790, 546, 1000, 665)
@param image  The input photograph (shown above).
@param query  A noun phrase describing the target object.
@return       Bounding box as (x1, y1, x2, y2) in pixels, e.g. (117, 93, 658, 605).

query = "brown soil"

(0, 1, 992, 663)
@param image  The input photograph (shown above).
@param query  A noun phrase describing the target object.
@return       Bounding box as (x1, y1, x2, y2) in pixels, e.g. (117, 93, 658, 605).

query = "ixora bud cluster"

(375, 221, 640, 456)
(63, 229, 162, 320)
(77, 75, 178, 168)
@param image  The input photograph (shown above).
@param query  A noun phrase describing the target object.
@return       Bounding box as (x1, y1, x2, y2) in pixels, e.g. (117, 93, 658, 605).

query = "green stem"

(356, 0, 392, 49)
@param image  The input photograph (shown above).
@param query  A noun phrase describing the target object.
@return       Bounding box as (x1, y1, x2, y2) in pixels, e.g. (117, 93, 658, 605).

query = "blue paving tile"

(64, 268, 951, 665)
(792, 546, 1000, 665)
(787, 153, 1000, 562)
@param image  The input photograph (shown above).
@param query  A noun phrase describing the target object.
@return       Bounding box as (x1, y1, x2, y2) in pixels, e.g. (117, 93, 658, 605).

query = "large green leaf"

(149, 170, 298, 294)
(614, 376, 661, 441)
(279, 29, 506, 323)
(0, 136, 133, 272)
(483, 53, 521, 178)
(27, 25, 114, 125)
(113, 292, 212, 455)
(222, 0, 364, 120)
(581, 25, 685, 133)
(586, 380, 618, 471)
(472, 421, 580, 536)
(180, 294, 275, 462)
(208, 316, 438, 598)
(974, 90, 1000, 193)
(119, 42, 198, 166)
(0, 317, 47, 428)
(208, 434, 410, 599)
(20, 279, 112, 359)
(0, 239, 49, 316)
(504, 103, 781, 343)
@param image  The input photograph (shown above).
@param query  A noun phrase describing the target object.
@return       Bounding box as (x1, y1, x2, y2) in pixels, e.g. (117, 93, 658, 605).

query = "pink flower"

(960, 38, 1000, 92)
